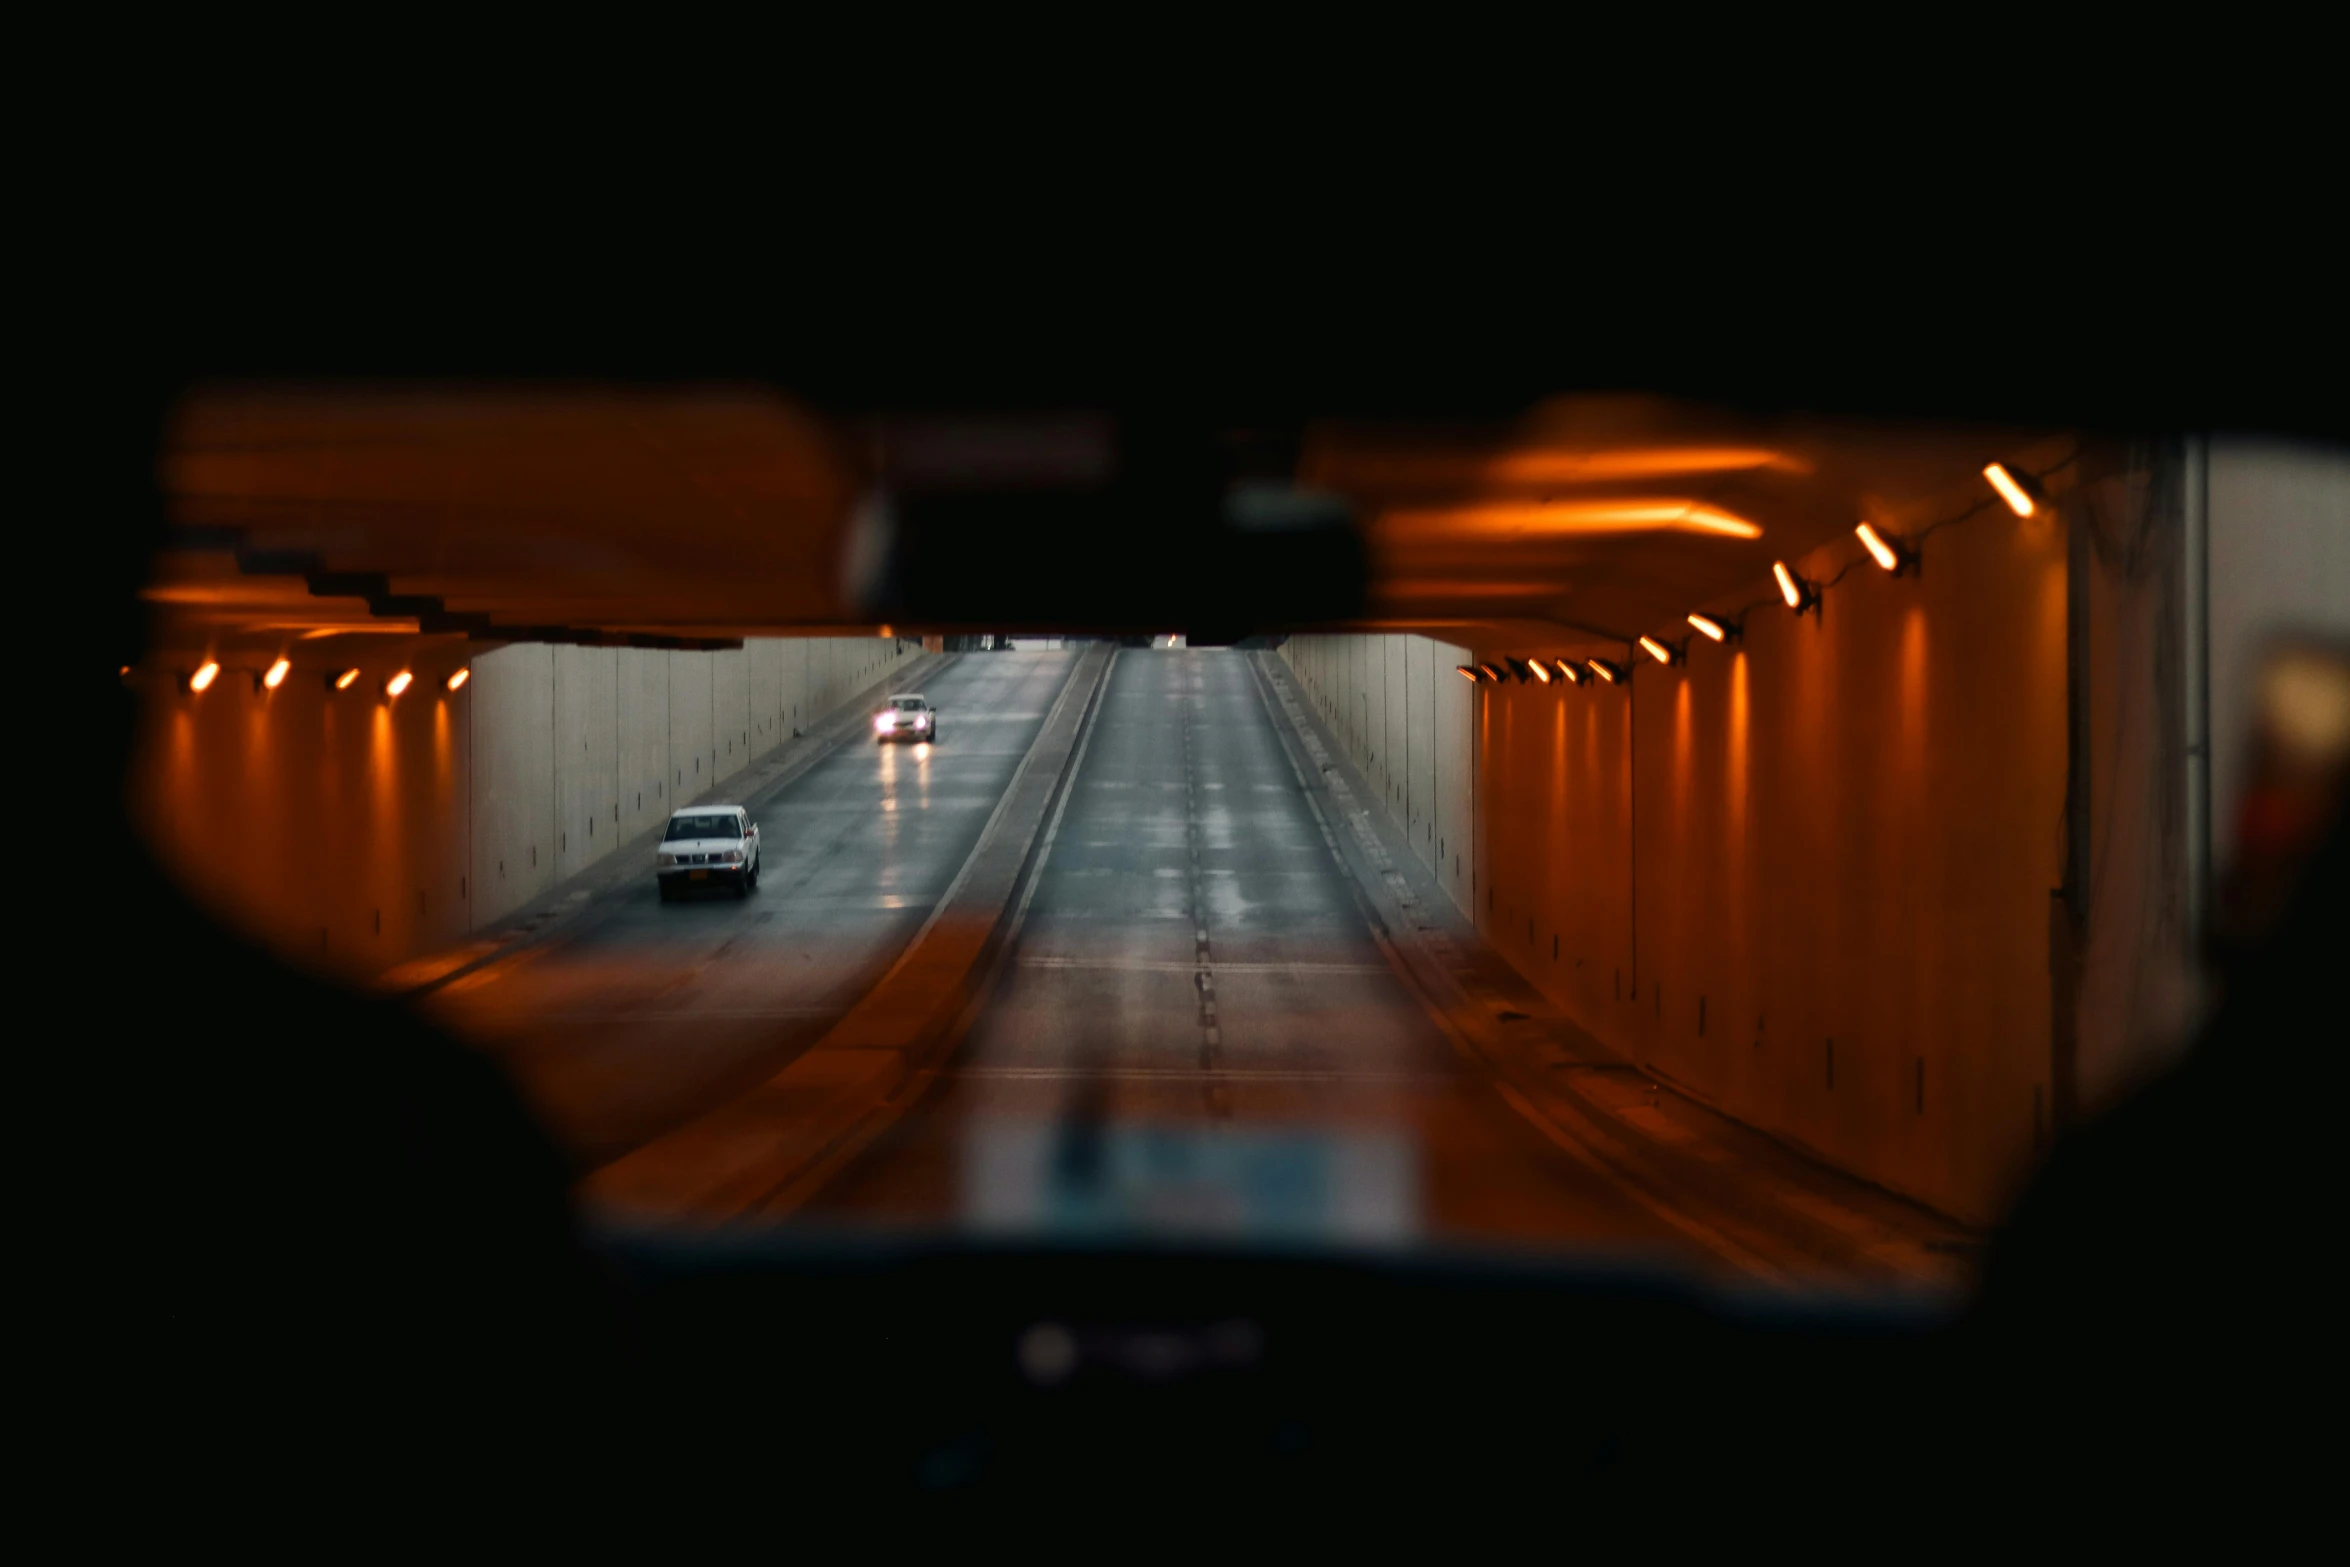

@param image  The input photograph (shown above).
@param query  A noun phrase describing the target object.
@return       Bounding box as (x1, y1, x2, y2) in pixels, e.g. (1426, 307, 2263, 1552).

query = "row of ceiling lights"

(1458, 460, 2049, 687)
(148, 658, 471, 698)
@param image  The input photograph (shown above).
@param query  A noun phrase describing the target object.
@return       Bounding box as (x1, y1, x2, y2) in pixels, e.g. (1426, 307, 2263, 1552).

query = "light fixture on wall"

(185, 660, 220, 694)
(385, 669, 414, 698)
(1687, 612, 1741, 645)
(1983, 461, 2045, 517)
(1587, 658, 1624, 684)
(1527, 658, 1553, 684)
(446, 668, 471, 692)
(1553, 659, 1584, 685)
(1504, 657, 1536, 683)
(1456, 664, 1483, 682)
(1638, 635, 1684, 667)
(261, 657, 290, 691)
(1479, 663, 1506, 682)
(328, 667, 361, 693)
(1855, 522, 1917, 576)
(1773, 561, 1822, 617)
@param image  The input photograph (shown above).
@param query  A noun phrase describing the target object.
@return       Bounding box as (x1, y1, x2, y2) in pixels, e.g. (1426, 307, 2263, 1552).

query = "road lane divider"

(583, 646, 1117, 1222)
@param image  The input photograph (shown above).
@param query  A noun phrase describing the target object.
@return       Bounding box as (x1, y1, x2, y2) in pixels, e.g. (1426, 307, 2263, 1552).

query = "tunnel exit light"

(446, 668, 470, 692)
(1984, 462, 2039, 517)
(385, 670, 414, 698)
(262, 657, 290, 690)
(188, 660, 220, 693)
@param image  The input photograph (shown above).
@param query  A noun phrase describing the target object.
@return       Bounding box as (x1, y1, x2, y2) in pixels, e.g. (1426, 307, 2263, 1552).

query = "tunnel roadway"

(426, 649, 1971, 1286)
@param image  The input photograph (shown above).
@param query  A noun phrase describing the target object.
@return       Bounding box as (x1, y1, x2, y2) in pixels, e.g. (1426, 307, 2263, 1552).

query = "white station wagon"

(656, 805, 760, 900)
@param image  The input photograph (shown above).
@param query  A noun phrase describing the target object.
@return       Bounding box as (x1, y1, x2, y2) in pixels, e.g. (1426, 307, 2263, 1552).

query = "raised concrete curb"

(373, 651, 959, 1002)
(583, 645, 1117, 1221)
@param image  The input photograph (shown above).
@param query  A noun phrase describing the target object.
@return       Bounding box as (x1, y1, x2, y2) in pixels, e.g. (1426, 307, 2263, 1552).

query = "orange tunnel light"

(333, 667, 361, 691)
(1639, 635, 1676, 665)
(1528, 659, 1553, 683)
(1774, 562, 1802, 608)
(1554, 659, 1583, 684)
(446, 668, 471, 692)
(1479, 664, 1505, 682)
(1688, 613, 1727, 641)
(263, 657, 290, 690)
(1588, 659, 1620, 684)
(386, 670, 414, 697)
(1457, 665, 1482, 682)
(1856, 522, 1901, 572)
(188, 660, 220, 693)
(1984, 462, 2037, 517)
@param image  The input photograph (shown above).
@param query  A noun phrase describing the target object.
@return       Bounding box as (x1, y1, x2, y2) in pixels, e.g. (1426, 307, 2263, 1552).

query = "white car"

(656, 805, 760, 900)
(874, 693, 941, 743)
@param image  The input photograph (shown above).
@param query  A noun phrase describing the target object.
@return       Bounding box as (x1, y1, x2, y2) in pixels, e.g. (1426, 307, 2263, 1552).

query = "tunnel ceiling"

(143, 385, 2064, 664)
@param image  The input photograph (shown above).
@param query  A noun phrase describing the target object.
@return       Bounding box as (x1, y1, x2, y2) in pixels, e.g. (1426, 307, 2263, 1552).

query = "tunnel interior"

(125, 386, 2349, 1291)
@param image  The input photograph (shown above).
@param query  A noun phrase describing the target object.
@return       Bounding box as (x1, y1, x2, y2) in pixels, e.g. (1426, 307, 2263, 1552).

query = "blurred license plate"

(689, 870, 707, 880)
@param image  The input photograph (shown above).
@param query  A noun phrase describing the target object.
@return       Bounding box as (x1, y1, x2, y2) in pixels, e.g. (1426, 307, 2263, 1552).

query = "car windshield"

(123, 382, 2341, 1328)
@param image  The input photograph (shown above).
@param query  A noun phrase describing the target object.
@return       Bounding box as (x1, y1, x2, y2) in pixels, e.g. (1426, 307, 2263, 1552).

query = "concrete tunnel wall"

(1287, 523, 2069, 1225)
(1282, 632, 1479, 921)
(134, 636, 925, 982)
(1284, 440, 2349, 1225)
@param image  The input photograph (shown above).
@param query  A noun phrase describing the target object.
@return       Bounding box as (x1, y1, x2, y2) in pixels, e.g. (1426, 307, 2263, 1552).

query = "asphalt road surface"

(426, 652, 1077, 1169)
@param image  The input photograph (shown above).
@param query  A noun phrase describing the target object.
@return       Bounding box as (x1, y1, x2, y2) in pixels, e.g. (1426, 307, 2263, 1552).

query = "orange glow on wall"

(1774, 561, 1802, 608)
(445, 668, 470, 691)
(1856, 522, 1901, 572)
(189, 660, 219, 693)
(1984, 462, 2036, 517)
(263, 657, 290, 689)
(1381, 498, 1765, 541)
(1688, 613, 1727, 641)
(386, 670, 414, 697)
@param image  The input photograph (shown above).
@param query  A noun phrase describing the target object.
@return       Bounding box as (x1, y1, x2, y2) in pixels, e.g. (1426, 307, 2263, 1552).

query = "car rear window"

(665, 814, 739, 841)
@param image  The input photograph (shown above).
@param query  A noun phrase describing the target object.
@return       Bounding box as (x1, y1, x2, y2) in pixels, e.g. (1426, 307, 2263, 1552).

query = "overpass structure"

(125, 384, 2348, 1255)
